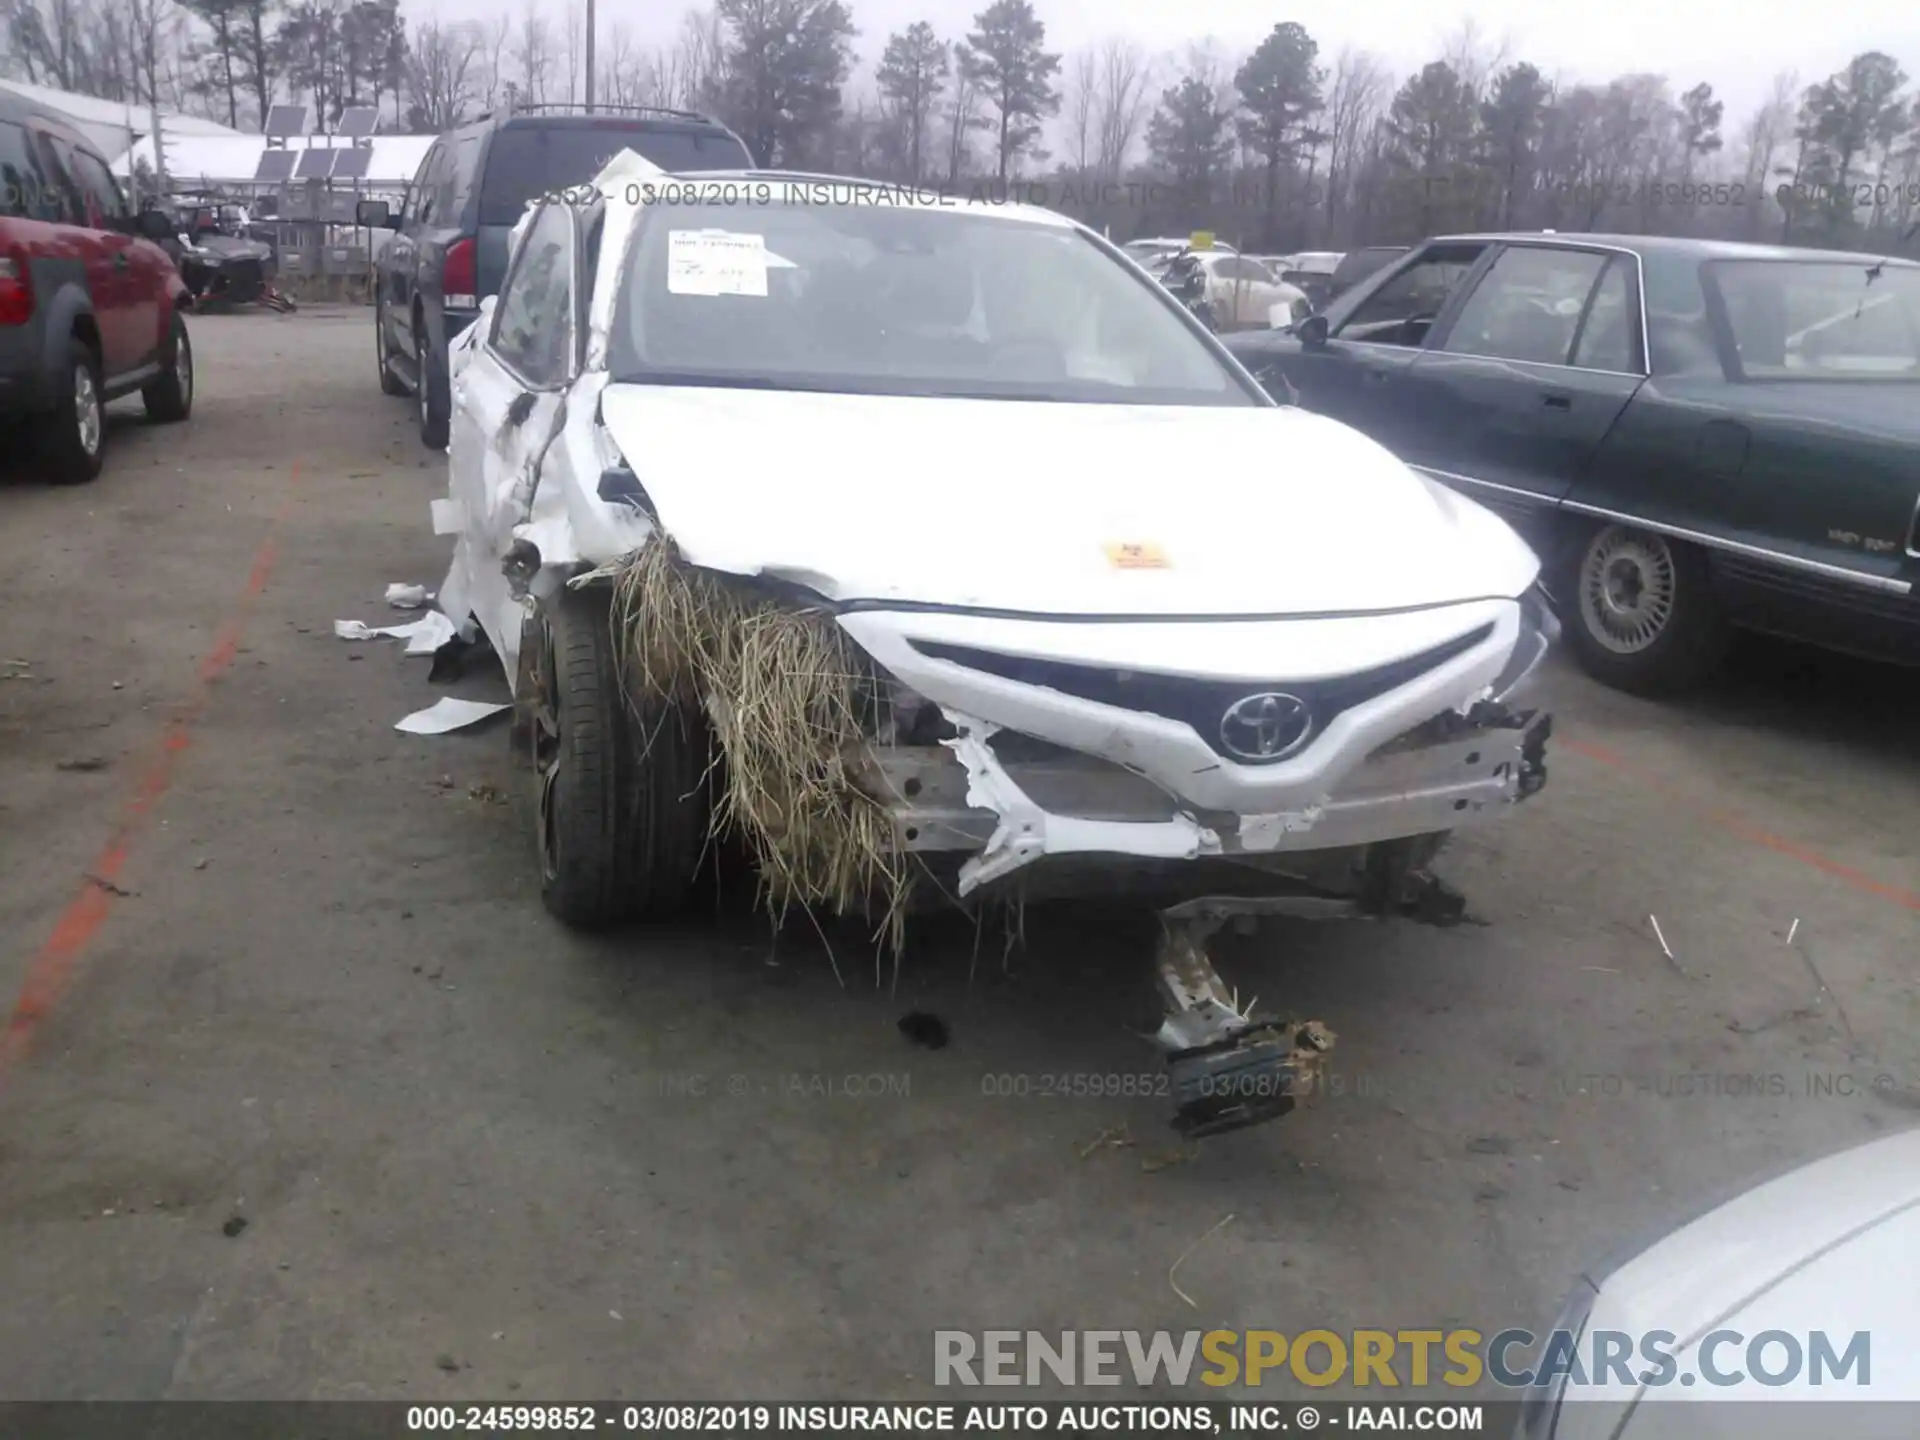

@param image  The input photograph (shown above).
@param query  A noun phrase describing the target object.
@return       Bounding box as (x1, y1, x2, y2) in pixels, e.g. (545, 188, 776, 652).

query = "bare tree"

(603, 19, 635, 105)
(561, 0, 581, 104)
(1062, 46, 1097, 172)
(407, 16, 480, 130)
(1325, 47, 1390, 236)
(672, 6, 725, 111)
(1738, 69, 1799, 233)
(1092, 35, 1152, 178)
(477, 12, 510, 111)
(943, 59, 977, 184)
(1439, 15, 1509, 105)
(513, 0, 551, 105)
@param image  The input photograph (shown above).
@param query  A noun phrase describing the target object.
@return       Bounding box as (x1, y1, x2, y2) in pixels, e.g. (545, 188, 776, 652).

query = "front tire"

(37, 336, 107, 485)
(143, 313, 194, 423)
(524, 587, 711, 929)
(1559, 522, 1728, 695)
(375, 302, 408, 395)
(416, 324, 450, 450)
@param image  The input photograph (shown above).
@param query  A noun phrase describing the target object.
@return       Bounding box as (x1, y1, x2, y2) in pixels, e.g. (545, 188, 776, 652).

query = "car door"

(389, 140, 442, 352)
(30, 125, 140, 379)
(1264, 241, 1492, 451)
(445, 200, 578, 678)
(66, 141, 164, 369)
(1398, 244, 1648, 536)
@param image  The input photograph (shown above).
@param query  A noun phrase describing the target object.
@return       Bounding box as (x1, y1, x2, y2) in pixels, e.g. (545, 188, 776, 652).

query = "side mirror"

(135, 207, 174, 242)
(356, 198, 397, 230)
(1296, 313, 1330, 349)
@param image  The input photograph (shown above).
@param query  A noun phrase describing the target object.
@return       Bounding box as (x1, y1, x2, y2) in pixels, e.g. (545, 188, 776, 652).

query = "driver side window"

(1337, 246, 1486, 347)
(490, 202, 575, 386)
(405, 143, 441, 227)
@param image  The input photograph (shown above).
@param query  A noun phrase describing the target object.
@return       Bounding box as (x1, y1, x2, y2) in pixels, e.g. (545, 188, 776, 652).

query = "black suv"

(358, 104, 753, 448)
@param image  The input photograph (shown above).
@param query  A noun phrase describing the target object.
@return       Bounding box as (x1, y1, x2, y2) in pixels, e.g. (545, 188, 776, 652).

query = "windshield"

(607, 199, 1256, 405)
(478, 125, 752, 227)
(1706, 259, 1920, 379)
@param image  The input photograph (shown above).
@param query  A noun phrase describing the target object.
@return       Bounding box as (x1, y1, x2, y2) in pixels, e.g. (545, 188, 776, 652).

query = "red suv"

(0, 92, 194, 483)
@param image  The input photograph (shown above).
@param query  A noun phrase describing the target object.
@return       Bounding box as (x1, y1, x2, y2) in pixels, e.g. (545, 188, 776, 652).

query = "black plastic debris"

(897, 1012, 949, 1050)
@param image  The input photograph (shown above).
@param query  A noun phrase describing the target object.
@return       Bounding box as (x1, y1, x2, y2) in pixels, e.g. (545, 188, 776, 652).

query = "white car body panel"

(1541, 1126, 1920, 1438)
(594, 385, 1540, 616)
(436, 151, 1553, 885)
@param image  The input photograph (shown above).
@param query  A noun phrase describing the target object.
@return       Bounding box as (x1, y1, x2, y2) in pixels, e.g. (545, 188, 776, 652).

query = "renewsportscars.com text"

(934, 1328, 1870, 1390)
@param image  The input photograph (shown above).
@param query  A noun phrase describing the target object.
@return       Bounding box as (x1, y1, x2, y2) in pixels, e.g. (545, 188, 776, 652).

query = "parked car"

(1325, 243, 1410, 301)
(1157, 251, 1308, 330)
(358, 102, 754, 449)
(1224, 232, 1920, 694)
(435, 157, 1554, 1137)
(1278, 250, 1345, 309)
(1515, 1125, 1920, 1437)
(1123, 235, 1240, 269)
(0, 89, 192, 483)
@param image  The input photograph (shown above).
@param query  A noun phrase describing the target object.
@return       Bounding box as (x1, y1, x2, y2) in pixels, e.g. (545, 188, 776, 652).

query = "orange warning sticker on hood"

(1104, 542, 1169, 569)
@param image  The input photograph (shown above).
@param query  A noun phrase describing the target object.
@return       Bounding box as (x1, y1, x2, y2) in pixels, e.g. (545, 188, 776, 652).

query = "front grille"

(909, 624, 1494, 765)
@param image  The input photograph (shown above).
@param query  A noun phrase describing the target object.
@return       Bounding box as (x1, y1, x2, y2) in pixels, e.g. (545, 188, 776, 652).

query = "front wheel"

(142, 313, 193, 423)
(375, 302, 408, 395)
(36, 336, 107, 484)
(523, 587, 712, 928)
(416, 326, 449, 450)
(1559, 522, 1728, 696)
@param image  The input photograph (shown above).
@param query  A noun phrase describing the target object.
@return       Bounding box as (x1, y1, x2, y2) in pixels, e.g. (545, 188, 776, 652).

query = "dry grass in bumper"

(610, 537, 913, 959)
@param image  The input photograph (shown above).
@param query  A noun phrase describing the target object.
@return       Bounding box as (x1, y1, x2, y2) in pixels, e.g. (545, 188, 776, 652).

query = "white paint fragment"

(940, 710, 1219, 896)
(395, 697, 511, 735)
(666, 230, 769, 297)
(334, 611, 458, 655)
(1238, 805, 1326, 852)
(386, 583, 432, 609)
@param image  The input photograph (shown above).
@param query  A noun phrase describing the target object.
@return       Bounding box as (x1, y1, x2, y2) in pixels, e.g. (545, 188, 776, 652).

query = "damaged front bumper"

(847, 703, 1551, 895)
(836, 604, 1553, 1139)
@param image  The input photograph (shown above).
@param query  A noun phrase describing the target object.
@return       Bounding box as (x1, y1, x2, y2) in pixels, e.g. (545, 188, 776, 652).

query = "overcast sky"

(447, 0, 1920, 130)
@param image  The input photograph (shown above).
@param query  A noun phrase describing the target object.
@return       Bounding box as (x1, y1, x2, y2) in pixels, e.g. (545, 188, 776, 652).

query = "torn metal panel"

(1149, 897, 1339, 1137)
(938, 711, 1222, 896)
(583, 149, 668, 373)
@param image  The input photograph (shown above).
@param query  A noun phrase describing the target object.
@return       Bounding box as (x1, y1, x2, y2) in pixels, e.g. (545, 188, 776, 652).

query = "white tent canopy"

(114, 132, 434, 189)
(0, 77, 244, 167)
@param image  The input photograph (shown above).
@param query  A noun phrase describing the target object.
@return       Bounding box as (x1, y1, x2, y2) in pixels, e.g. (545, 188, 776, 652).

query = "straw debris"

(609, 536, 912, 956)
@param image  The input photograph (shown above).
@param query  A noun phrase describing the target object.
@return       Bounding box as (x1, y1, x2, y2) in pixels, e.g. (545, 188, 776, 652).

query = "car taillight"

(0, 251, 32, 326)
(442, 237, 476, 306)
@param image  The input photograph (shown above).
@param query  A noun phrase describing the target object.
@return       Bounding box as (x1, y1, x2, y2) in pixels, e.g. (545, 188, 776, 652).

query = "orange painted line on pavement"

(1559, 734, 1920, 914)
(0, 467, 298, 1077)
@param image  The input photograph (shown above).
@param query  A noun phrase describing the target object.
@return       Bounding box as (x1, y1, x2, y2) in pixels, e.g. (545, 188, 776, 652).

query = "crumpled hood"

(598, 385, 1540, 616)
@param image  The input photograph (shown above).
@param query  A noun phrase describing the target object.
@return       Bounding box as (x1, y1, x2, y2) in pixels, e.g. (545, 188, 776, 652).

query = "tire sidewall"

(417, 326, 449, 449)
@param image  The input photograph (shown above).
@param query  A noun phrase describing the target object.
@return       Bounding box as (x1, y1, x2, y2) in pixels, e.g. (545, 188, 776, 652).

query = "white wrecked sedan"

(437, 156, 1556, 1137)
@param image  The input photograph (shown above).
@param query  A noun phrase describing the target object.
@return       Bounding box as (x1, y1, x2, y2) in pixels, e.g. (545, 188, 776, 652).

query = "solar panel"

(263, 104, 311, 138)
(252, 148, 298, 182)
(293, 147, 337, 179)
(329, 147, 373, 181)
(336, 106, 380, 138)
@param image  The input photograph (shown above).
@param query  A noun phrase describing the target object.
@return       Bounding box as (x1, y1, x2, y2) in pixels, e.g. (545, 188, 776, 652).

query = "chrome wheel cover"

(74, 364, 102, 456)
(175, 331, 193, 407)
(1580, 526, 1676, 655)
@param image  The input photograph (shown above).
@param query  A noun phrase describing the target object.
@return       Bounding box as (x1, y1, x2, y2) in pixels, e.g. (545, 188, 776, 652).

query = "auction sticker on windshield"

(667, 230, 769, 297)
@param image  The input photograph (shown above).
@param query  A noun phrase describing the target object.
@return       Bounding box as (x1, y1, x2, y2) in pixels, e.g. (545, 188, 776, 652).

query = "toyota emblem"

(1219, 692, 1313, 762)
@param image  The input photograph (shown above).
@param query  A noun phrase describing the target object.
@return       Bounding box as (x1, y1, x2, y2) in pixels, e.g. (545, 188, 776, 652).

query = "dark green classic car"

(1223, 233, 1920, 694)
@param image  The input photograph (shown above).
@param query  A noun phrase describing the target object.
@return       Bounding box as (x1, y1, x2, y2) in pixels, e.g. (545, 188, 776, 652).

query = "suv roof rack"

(478, 102, 720, 126)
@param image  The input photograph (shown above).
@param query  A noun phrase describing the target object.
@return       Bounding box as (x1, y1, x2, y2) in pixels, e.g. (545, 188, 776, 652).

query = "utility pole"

(583, 0, 596, 112)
